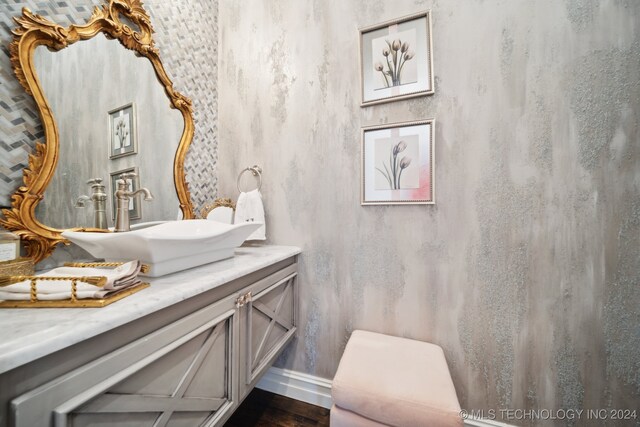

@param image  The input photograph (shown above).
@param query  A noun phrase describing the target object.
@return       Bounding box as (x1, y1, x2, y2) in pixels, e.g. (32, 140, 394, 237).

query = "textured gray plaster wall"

(0, 0, 218, 212)
(217, 0, 640, 425)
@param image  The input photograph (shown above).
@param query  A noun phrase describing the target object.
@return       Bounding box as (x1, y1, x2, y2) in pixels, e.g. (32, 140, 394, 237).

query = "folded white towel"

(0, 260, 142, 301)
(234, 189, 266, 241)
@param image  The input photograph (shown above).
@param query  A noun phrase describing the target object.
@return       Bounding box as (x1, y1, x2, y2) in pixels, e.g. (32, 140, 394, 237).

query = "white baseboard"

(256, 367, 333, 409)
(256, 367, 514, 427)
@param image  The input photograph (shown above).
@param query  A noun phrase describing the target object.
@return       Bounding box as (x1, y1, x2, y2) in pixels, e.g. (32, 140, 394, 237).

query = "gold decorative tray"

(63, 261, 150, 274)
(0, 257, 34, 276)
(0, 263, 149, 308)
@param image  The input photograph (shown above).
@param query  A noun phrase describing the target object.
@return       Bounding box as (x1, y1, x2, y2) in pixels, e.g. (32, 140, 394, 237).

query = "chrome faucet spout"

(75, 195, 91, 208)
(129, 188, 154, 201)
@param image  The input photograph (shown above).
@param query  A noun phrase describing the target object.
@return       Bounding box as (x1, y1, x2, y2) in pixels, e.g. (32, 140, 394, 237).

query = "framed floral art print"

(361, 120, 434, 205)
(359, 11, 434, 106)
(108, 102, 137, 159)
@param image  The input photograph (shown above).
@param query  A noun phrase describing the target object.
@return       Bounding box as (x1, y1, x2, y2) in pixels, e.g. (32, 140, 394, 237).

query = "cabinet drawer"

(244, 269, 297, 386)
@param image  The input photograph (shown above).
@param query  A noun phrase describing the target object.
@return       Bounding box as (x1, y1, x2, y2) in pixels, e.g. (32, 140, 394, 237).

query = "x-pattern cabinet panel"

(12, 298, 239, 427)
(244, 272, 297, 389)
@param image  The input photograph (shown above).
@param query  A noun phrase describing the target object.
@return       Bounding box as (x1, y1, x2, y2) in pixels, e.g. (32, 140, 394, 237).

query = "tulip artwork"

(362, 120, 433, 205)
(376, 140, 414, 190)
(114, 117, 130, 149)
(374, 39, 415, 88)
(109, 103, 137, 159)
(360, 12, 432, 105)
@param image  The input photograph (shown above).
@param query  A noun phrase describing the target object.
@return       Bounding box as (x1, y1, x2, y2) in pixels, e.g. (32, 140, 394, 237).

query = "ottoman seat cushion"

(332, 330, 462, 427)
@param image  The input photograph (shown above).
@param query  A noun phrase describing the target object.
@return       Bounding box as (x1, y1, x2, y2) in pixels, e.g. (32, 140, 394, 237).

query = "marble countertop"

(0, 245, 300, 375)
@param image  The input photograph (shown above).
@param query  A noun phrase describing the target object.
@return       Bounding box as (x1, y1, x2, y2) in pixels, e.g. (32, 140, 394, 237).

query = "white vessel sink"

(62, 220, 262, 277)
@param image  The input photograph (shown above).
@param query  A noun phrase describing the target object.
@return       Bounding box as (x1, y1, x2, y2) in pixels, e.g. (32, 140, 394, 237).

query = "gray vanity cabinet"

(6, 260, 298, 427)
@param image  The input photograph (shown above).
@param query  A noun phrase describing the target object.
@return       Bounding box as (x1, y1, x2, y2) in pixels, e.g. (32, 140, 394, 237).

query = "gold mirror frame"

(0, 0, 195, 263)
(200, 198, 236, 219)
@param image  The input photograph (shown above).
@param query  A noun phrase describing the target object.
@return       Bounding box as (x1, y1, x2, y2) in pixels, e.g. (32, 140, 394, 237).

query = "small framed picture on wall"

(361, 119, 434, 205)
(359, 11, 434, 106)
(108, 102, 137, 159)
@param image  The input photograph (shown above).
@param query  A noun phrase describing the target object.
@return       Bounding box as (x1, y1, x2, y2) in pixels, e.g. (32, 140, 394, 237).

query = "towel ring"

(237, 165, 262, 192)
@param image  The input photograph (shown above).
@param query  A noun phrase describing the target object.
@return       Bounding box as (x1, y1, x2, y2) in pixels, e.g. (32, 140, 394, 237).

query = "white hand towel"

(0, 261, 142, 301)
(233, 189, 266, 241)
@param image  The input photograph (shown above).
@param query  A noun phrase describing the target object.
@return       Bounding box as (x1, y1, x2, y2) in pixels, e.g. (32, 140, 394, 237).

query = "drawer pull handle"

(235, 291, 252, 308)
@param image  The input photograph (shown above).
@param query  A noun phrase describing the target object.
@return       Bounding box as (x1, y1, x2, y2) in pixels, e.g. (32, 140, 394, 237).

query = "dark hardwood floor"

(224, 389, 330, 427)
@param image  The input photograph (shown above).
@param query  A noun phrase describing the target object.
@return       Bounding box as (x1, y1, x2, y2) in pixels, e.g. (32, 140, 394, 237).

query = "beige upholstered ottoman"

(331, 330, 463, 427)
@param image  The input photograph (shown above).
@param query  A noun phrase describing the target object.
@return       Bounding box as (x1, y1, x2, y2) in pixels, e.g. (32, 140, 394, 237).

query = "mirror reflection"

(32, 35, 183, 230)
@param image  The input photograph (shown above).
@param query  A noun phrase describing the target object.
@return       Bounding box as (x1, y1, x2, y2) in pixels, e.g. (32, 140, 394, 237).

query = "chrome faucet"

(114, 172, 153, 232)
(75, 178, 108, 229)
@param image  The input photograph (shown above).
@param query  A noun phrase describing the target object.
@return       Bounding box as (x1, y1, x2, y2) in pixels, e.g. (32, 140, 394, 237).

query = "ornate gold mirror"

(0, 0, 195, 263)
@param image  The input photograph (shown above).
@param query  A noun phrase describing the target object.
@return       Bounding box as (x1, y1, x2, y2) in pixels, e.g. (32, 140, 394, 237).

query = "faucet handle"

(116, 172, 137, 192)
(87, 178, 106, 196)
(86, 178, 103, 185)
(119, 172, 137, 180)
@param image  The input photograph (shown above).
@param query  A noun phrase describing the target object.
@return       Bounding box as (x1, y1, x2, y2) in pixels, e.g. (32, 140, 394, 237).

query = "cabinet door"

(243, 270, 297, 389)
(11, 296, 239, 427)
